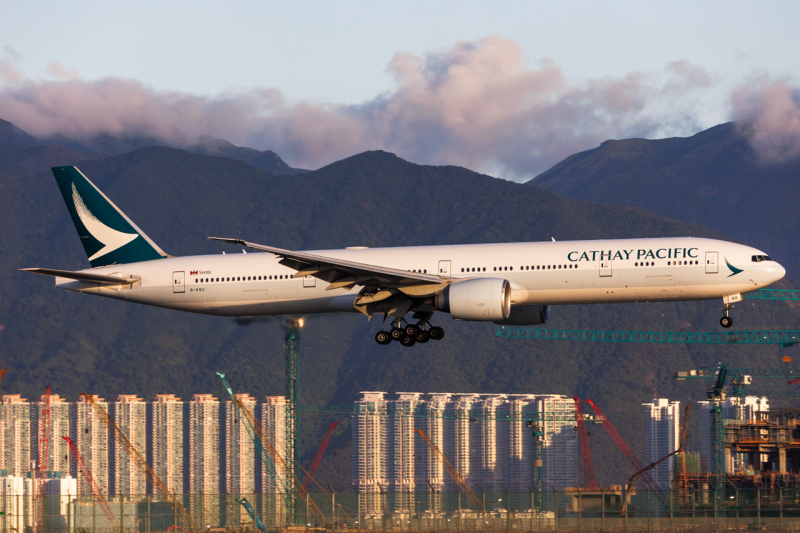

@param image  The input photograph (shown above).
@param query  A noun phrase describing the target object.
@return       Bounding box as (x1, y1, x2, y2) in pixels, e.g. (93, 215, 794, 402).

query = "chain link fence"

(6, 488, 800, 532)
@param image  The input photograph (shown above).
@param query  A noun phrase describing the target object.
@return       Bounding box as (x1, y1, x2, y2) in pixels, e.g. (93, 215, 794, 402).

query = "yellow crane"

(414, 428, 485, 513)
(80, 393, 197, 531)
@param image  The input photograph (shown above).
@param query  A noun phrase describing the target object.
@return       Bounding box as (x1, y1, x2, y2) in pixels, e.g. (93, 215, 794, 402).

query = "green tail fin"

(52, 166, 167, 267)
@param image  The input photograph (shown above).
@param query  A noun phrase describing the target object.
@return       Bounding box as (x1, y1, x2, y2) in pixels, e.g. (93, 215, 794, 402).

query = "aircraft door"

(303, 275, 316, 287)
(599, 253, 612, 277)
(172, 271, 185, 293)
(438, 260, 451, 276)
(705, 252, 719, 274)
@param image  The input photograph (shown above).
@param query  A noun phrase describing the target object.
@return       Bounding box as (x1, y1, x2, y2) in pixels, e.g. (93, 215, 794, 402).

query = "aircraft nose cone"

(775, 263, 786, 282)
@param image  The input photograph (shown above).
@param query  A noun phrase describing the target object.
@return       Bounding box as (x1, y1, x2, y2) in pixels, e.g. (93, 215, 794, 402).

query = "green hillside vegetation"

(531, 122, 800, 278)
(1, 132, 798, 491)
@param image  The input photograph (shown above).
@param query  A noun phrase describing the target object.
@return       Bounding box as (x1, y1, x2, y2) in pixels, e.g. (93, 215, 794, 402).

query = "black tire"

(416, 329, 431, 343)
(400, 334, 416, 347)
(375, 331, 391, 345)
(720, 316, 733, 328)
(429, 326, 445, 340)
(390, 327, 404, 341)
(404, 324, 420, 337)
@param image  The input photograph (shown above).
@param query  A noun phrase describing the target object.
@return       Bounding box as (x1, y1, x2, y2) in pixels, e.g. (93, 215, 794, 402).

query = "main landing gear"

(720, 303, 734, 328)
(374, 316, 445, 346)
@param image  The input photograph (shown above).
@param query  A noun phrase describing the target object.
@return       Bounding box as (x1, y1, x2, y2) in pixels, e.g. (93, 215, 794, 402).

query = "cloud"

(0, 37, 714, 178)
(731, 78, 800, 164)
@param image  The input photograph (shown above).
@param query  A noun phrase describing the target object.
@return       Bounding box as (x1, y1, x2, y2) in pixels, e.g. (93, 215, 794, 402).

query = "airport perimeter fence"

(8, 488, 800, 533)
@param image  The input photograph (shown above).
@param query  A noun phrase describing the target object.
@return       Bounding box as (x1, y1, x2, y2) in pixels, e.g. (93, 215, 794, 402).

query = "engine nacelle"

(492, 305, 550, 326)
(435, 278, 511, 321)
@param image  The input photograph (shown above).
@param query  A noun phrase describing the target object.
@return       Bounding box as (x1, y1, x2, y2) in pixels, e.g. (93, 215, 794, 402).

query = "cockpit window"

(752, 255, 774, 262)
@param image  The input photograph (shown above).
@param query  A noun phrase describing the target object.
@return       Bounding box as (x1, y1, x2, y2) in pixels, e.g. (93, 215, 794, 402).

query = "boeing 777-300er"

(22, 167, 786, 346)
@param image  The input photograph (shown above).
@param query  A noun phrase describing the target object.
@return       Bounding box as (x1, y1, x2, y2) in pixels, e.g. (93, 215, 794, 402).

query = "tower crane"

(215, 373, 327, 525)
(80, 393, 196, 531)
(62, 436, 115, 525)
(414, 429, 485, 513)
(573, 397, 597, 490)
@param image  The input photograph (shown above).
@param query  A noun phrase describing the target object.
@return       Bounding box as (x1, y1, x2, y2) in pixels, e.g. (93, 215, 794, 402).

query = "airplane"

(22, 166, 786, 347)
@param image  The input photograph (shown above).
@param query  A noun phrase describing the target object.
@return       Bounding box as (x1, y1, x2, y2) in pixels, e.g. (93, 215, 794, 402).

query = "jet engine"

(435, 278, 511, 321)
(492, 305, 550, 326)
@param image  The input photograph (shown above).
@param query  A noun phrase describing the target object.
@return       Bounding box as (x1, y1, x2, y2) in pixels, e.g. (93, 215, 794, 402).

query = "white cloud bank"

(1, 37, 797, 176)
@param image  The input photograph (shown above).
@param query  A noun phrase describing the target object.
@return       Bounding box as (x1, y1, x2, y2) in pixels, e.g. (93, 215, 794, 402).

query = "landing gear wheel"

(429, 327, 445, 341)
(415, 329, 431, 343)
(404, 324, 420, 337)
(400, 334, 416, 347)
(720, 316, 733, 328)
(390, 327, 404, 341)
(375, 331, 391, 345)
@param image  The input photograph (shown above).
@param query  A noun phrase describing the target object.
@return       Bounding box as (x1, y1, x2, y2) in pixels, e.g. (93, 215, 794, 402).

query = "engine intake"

(493, 305, 550, 326)
(436, 278, 511, 321)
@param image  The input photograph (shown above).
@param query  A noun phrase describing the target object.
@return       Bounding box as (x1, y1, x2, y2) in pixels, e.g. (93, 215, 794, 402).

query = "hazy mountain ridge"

(1, 121, 798, 490)
(531, 122, 800, 278)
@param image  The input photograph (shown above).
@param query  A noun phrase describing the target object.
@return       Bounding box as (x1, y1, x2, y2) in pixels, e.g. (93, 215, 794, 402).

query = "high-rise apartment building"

(505, 395, 536, 491)
(31, 394, 71, 476)
(189, 394, 220, 526)
(476, 395, 507, 491)
(0, 395, 30, 477)
(445, 394, 480, 492)
(389, 393, 422, 495)
(150, 394, 184, 494)
(421, 393, 450, 493)
(224, 394, 256, 496)
(352, 392, 388, 515)
(642, 398, 681, 489)
(71, 395, 110, 495)
(533, 395, 578, 491)
(112, 395, 147, 495)
(189, 395, 220, 494)
(261, 396, 288, 527)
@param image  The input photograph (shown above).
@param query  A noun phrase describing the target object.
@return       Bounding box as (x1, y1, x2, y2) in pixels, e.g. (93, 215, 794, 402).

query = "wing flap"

(20, 268, 140, 285)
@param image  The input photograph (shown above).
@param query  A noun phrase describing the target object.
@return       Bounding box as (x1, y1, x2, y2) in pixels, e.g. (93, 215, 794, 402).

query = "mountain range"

(1, 119, 798, 490)
(531, 122, 800, 279)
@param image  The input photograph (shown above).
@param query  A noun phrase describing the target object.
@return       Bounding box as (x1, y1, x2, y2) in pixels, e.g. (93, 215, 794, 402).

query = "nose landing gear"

(720, 304, 734, 328)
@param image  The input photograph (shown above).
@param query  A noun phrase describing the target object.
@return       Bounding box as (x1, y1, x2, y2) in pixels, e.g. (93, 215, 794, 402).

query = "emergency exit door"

(599, 255, 612, 277)
(438, 260, 451, 276)
(172, 271, 185, 293)
(706, 252, 719, 274)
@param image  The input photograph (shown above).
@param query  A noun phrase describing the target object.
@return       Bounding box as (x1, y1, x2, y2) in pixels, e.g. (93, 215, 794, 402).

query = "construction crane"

(301, 422, 338, 493)
(215, 373, 326, 525)
(62, 436, 115, 525)
(573, 397, 597, 490)
(36, 387, 52, 530)
(619, 404, 691, 516)
(414, 429, 484, 513)
(584, 399, 660, 493)
(496, 327, 800, 346)
(0, 367, 8, 387)
(80, 394, 196, 531)
(236, 498, 268, 533)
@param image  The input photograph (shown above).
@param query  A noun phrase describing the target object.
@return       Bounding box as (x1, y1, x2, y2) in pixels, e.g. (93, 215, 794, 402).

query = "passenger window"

(461, 268, 464, 272)
(493, 267, 497, 271)
(510, 266, 513, 271)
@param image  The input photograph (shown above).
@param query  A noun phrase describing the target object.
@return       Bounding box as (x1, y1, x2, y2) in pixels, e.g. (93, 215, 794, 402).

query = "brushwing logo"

(72, 183, 137, 261)
(725, 257, 743, 278)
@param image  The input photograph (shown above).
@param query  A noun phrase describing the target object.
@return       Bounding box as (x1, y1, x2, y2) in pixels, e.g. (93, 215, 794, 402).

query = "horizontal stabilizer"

(20, 268, 140, 285)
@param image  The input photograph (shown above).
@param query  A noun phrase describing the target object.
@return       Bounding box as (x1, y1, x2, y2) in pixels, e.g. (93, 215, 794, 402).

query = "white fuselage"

(55, 237, 784, 318)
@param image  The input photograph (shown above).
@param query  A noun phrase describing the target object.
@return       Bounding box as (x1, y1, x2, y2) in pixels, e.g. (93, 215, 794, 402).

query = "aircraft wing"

(20, 268, 141, 285)
(208, 237, 446, 291)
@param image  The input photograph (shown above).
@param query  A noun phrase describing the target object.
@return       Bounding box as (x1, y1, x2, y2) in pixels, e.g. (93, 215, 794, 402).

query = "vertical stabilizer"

(51, 166, 167, 267)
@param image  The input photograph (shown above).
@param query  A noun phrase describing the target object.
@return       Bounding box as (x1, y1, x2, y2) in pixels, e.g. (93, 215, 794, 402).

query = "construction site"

(4, 301, 800, 531)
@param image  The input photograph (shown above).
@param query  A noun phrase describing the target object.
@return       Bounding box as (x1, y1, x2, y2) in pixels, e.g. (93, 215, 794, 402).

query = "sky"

(1, 1, 799, 179)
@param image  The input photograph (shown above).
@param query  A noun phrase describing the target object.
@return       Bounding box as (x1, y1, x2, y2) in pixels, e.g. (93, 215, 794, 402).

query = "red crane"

(300, 422, 338, 492)
(584, 399, 660, 492)
(62, 436, 115, 524)
(573, 397, 597, 490)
